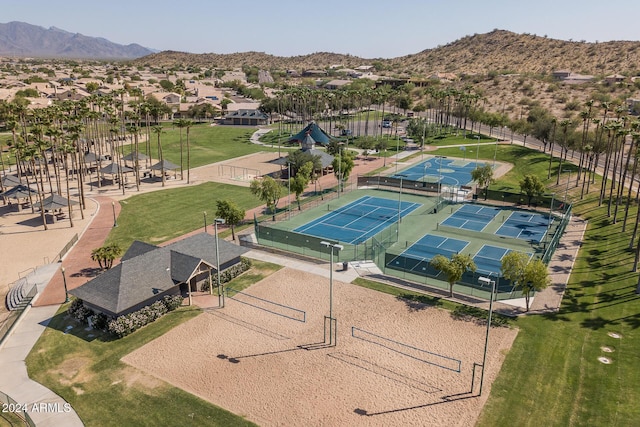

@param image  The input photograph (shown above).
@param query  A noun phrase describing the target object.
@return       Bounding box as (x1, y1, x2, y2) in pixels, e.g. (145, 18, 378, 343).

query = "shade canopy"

(40, 193, 78, 211)
(1, 175, 22, 187)
(84, 152, 106, 163)
(0, 184, 39, 200)
(150, 159, 179, 171)
(101, 162, 133, 175)
(122, 151, 149, 162)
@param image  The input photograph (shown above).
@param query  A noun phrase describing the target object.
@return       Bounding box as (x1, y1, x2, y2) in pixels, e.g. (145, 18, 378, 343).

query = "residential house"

(223, 109, 268, 126)
(324, 79, 351, 90)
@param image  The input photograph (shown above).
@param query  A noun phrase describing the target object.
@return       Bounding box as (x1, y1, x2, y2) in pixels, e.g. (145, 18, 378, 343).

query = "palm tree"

(173, 118, 188, 180)
(22, 145, 47, 230)
(58, 140, 76, 227)
(184, 119, 194, 184)
(153, 125, 166, 187)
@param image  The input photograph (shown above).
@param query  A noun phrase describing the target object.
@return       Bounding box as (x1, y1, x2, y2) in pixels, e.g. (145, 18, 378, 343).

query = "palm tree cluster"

(0, 89, 185, 230)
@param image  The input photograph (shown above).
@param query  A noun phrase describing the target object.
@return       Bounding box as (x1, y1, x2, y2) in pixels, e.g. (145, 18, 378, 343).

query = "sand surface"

(123, 268, 518, 427)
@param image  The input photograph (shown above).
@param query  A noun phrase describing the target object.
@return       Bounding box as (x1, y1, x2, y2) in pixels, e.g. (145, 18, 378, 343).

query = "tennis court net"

(454, 209, 497, 221)
(328, 204, 396, 220)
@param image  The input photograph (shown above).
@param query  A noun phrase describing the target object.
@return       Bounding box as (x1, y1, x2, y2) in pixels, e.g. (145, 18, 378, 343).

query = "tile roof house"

(223, 109, 268, 126)
(69, 233, 249, 318)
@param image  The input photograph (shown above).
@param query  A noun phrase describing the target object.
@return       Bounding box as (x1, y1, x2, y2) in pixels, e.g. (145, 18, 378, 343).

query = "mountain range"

(1, 21, 639, 78)
(0, 21, 155, 59)
(135, 30, 640, 77)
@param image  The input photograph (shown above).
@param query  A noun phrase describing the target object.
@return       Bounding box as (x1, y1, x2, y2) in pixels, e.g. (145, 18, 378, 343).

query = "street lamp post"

(395, 128, 400, 173)
(111, 201, 117, 227)
(61, 266, 69, 303)
(203, 211, 207, 233)
(288, 162, 291, 220)
(436, 156, 445, 207)
(338, 151, 341, 198)
(214, 218, 225, 306)
(478, 276, 496, 396)
(397, 174, 407, 224)
(320, 241, 343, 345)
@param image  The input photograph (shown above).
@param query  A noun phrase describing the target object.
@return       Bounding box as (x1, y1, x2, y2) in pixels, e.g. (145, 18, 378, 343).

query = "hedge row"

(67, 294, 184, 338)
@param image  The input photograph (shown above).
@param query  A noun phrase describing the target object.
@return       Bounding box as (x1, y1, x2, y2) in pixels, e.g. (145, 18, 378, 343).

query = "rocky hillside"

(0, 21, 154, 59)
(392, 30, 640, 76)
(135, 30, 640, 77)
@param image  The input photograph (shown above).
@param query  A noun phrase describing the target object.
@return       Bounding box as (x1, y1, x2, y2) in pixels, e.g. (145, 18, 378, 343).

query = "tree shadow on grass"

(580, 316, 615, 331)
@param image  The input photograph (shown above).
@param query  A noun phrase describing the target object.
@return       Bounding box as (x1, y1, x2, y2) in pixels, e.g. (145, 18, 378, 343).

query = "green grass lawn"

(25, 306, 256, 427)
(475, 166, 640, 426)
(127, 123, 279, 170)
(105, 182, 262, 250)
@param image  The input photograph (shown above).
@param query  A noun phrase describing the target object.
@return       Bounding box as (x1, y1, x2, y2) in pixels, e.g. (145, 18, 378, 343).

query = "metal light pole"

(337, 142, 344, 198)
(436, 156, 445, 207)
(111, 201, 117, 227)
(203, 211, 207, 233)
(475, 135, 480, 168)
(396, 174, 407, 224)
(321, 241, 343, 345)
(215, 218, 225, 307)
(478, 276, 495, 396)
(61, 266, 69, 303)
(288, 162, 291, 220)
(395, 129, 400, 173)
(423, 162, 431, 184)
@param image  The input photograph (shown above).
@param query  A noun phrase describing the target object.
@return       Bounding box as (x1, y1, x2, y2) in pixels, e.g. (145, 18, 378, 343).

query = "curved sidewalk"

(0, 196, 119, 427)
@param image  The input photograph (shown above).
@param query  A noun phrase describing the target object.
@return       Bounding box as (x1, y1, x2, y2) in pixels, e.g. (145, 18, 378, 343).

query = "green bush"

(68, 298, 94, 324)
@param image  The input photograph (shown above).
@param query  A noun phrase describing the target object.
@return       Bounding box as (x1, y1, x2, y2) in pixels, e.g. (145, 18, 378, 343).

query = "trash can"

(343, 261, 349, 271)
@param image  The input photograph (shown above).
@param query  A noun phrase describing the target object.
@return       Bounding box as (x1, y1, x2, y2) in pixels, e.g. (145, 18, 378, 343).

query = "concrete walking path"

(0, 196, 119, 427)
(0, 303, 84, 426)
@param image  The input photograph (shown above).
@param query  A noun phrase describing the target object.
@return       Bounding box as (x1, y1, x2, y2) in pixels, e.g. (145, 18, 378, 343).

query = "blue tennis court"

(294, 196, 421, 244)
(387, 234, 469, 273)
(495, 211, 550, 243)
(404, 234, 469, 260)
(441, 204, 500, 231)
(473, 245, 532, 277)
(393, 157, 487, 186)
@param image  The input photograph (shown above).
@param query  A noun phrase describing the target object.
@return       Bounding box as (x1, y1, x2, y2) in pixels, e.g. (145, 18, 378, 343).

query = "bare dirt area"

(123, 268, 518, 427)
(190, 151, 284, 187)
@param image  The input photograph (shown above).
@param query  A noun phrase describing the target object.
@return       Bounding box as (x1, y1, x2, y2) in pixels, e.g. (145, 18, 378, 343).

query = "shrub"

(162, 294, 184, 311)
(67, 299, 94, 324)
(107, 297, 178, 338)
(208, 257, 252, 288)
(91, 313, 109, 331)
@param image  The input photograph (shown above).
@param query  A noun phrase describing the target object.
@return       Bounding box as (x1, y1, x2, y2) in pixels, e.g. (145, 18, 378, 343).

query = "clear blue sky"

(4, 0, 640, 58)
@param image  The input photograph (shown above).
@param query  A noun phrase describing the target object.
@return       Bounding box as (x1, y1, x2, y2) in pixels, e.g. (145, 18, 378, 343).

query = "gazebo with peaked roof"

(288, 121, 333, 145)
(272, 133, 335, 175)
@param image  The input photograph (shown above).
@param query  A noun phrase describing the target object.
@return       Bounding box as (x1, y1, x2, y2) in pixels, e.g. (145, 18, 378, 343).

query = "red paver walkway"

(33, 196, 120, 306)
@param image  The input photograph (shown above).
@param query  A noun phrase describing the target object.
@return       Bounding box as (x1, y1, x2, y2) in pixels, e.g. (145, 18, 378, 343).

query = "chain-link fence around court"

(253, 182, 570, 301)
